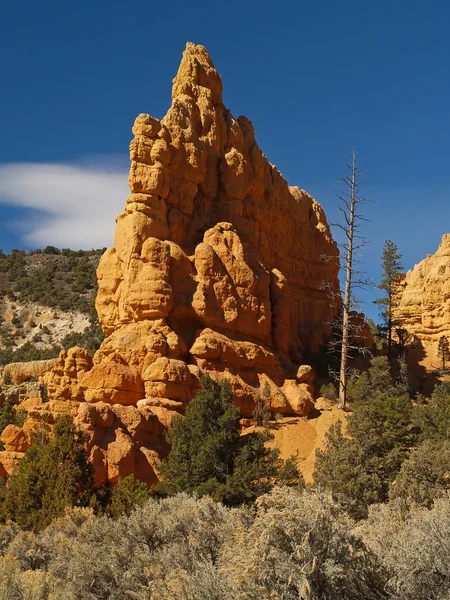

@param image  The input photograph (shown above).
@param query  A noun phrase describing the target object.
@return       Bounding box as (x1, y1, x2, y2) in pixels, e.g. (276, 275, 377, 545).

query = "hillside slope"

(0, 247, 104, 363)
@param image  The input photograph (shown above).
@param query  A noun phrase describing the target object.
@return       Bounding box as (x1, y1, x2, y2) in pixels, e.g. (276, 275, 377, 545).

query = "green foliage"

(412, 381, 450, 441)
(276, 454, 303, 485)
(158, 375, 302, 505)
(366, 318, 385, 350)
(105, 475, 150, 519)
(39, 383, 49, 403)
(397, 355, 412, 396)
(1, 416, 95, 531)
(374, 239, 404, 358)
(0, 402, 15, 440)
(0, 402, 28, 450)
(252, 382, 271, 426)
(349, 392, 413, 455)
(320, 381, 338, 402)
(437, 335, 450, 370)
(13, 409, 27, 429)
(314, 357, 415, 519)
(347, 356, 404, 403)
(0, 342, 61, 366)
(157, 375, 240, 497)
(314, 423, 384, 520)
(390, 438, 450, 507)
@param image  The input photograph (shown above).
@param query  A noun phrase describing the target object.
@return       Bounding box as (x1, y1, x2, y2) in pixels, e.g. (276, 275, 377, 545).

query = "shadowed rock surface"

(395, 233, 450, 370)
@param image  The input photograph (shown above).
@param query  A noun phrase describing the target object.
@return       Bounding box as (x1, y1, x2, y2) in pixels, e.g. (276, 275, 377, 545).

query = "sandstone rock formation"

(395, 233, 450, 368)
(0, 381, 41, 406)
(2, 359, 56, 385)
(75, 401, 166, 486)
(89, 42, 339, 419)
(0, 43, 341, 485)
(41, 347, 92, 401)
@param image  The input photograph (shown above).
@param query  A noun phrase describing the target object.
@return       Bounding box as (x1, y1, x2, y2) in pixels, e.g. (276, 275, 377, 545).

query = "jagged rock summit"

(0, 43, 340, 485)
(89, 42, 340, 414)
(395, 233, 450, 367)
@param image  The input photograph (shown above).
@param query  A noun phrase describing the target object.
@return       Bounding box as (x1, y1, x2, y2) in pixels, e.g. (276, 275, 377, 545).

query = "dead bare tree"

(333, 150, 371, 409)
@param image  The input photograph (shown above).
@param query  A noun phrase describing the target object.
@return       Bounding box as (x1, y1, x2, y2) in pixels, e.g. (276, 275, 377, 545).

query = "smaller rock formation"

(395, 234, 450, 367)
(0, 424, 32, 453)
(41, 347, 92, 401)
(3, 359, 56, 385)
(75, 401, 166, 486)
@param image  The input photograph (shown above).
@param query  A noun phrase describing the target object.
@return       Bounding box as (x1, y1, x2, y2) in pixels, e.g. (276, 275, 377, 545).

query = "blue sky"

(1, 0, 449, 320)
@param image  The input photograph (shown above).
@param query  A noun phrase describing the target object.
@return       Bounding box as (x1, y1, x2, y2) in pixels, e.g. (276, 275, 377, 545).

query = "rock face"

(0, 43, 341, 485)
(3, 359, 56, 385)
(90, 42, 339, 419)
(395, 234, 450, 366)
(41, 347, 92, 401)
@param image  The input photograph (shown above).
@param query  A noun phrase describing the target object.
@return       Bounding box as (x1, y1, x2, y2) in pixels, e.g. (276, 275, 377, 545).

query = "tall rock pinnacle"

(89, 41, 340, 415)
(11, 43, 341, 486)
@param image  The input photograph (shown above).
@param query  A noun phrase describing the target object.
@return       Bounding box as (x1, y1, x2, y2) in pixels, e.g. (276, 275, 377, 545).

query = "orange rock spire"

(0, 43, 341, 485)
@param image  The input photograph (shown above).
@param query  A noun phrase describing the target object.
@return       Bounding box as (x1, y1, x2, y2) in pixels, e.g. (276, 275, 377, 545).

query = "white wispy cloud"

(0, 159, 129, 249)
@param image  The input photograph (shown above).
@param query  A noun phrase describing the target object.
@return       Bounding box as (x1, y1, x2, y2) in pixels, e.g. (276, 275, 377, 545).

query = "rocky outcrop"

(2, 359, 55, 385)
(0, 381, 42, 405)
(2, 43, 341, 486)
(75, 401, 166, 486)
(89, 41, 340, 421)
(41, 347, 93, 401)
(394, 234, 450, 367)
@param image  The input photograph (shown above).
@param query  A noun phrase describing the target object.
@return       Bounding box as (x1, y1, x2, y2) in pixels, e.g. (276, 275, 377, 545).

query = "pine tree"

(314, 357, 415, 519)
(437, 335, 450, 371)
(375, 240, 404, 362)
(1, 415, 94, 530)
(157, 375, 302, 505)
(106, 475, 150, 519)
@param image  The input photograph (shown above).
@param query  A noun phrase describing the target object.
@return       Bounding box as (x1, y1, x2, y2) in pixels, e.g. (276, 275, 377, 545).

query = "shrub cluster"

(0, 360, 449, 597)
(0, 486, 449, 599)
(157, 375, 303, 505)
(314, 357, 450, 520)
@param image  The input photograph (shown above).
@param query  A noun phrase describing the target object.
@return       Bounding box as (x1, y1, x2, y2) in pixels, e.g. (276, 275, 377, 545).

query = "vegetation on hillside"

(0, 247, 105, 363)
(314, 357, 450, 520)
(0, 247, 103, 314)
(0, 414, 150, 530)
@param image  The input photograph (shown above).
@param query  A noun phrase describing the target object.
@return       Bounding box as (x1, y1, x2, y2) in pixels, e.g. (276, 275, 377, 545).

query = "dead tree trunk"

(338, 153, 356, 409)
(334, 150, 370, 410)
